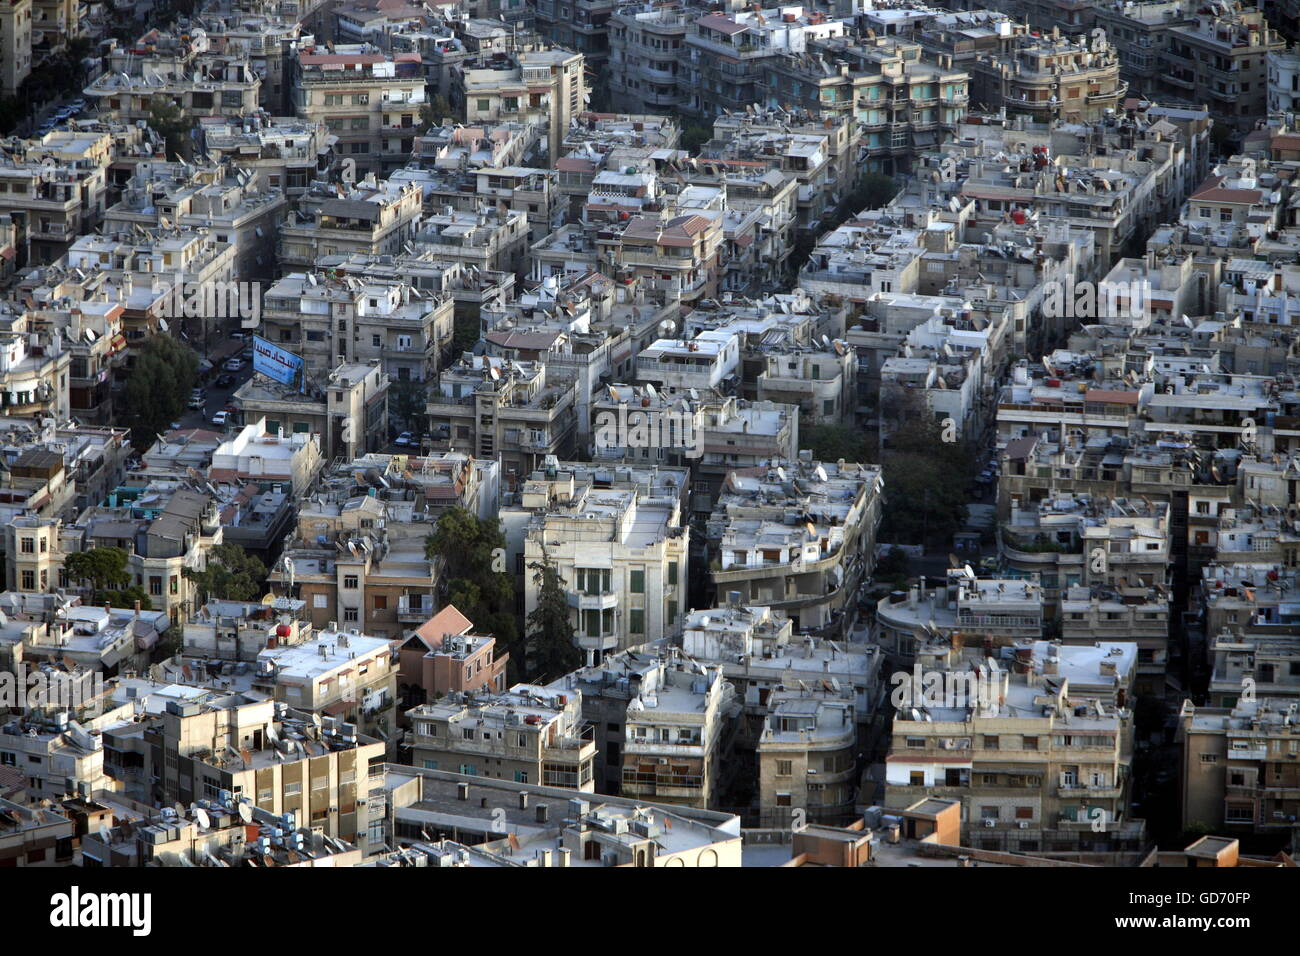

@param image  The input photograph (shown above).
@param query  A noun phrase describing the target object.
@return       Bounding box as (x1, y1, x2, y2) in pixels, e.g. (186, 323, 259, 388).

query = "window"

(514, 771, 528, 783)
(630, 569, 645, 593)
(1200, 754, 1218, 764)
(344, 575, 358, 589)
(629, 609, 645, 634)
(20, 538, 33, 554)
(373, 595, 387, 610)
(344, 608, 358, 623)
(905, 736, 926, 749)
(149, 576, 163, 596)
(477, 98, 490, 112)
(776, 759, 792, 777)
(667, 563, 678, 586)
(1023, 736, 1039, 751)
(284, 782, 302, 796)
(984, 735, 999, 750)
(20, 570, 34, 590)
(1015, 806, 1033, 819)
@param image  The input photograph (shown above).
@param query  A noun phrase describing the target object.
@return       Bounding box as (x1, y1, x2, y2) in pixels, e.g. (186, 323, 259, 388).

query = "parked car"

(211, 410, 229, 427)
(394, 432, 416, 447)
(215, 373, 235, 388)
(222, 358, 244, 372)
(187, 395, 205, 409)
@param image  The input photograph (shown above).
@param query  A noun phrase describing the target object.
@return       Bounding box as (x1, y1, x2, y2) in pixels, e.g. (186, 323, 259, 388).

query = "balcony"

(397, 598, 434, 622)
(567, 589, 618, 611)
(1227, 745, 1269, 761)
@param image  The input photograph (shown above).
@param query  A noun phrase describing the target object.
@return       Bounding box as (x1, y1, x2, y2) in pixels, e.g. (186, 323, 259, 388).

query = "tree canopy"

(123, 334, 199, 450)
(525, 548, 583, 682)
(63, 547, 154, 610)
(183, 543, 267, 605)
(425, 508, 519, 671)
(148, 94, 197, 161)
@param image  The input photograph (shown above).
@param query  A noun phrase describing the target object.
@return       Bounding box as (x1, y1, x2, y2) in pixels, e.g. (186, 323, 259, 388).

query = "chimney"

(535, 803, 549, 824)
(457, 782, 469, 800)
(558, 847, 570, 867)
(518, 791, 530, 810)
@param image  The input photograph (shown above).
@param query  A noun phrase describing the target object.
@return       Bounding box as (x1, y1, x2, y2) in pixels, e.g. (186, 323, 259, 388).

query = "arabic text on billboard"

(252, 336, 304, 390)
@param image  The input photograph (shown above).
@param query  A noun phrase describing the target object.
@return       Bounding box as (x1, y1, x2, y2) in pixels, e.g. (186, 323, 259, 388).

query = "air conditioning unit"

(1017, 821, 1029, 829)
(983, 818, 996, 828)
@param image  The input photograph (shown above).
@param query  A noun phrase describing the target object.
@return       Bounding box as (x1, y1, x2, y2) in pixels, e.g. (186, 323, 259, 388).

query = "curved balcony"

(567, 589, 619, 611)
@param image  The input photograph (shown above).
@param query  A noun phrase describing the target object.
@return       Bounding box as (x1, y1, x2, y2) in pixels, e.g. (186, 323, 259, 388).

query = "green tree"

(64, 547, 131, 593)
(425, 508, 518, 667)
(183, 543, 267, 604)
(802, 423, 873, 465)
(418, 96, 455, 132)
(149, 94, 196, 160)
(99, 586, 153, 611)
(681, 124, 713, 155)
(63, 547, 153, 608)
(123, 334, 199, 450)
(878, 392, 975, 545)
(524, 548, 583, 682)
(846, 171, 900, 214)
(388, 378, 428, 436)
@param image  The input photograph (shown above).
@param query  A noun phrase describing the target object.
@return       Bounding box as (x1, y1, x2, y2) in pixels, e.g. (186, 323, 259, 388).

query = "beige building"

(757, 689, 857, 828)
(1178, 697, 1300, 851)
(885, 639, 1144, 856)
(0, 0, 31, 96)
(407, 684, 596, 790)
(292, 45, 426, 175)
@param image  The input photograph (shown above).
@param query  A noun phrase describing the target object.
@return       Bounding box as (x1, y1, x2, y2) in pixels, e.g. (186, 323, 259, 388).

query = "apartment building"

(266, 494, 438, 642)
(683, 7, 849, 122)
(1179, 697, 1300, 851)
(763, 35, 969, 176)
(407, 684, 596, 789)
(757, 688, 857, 827)
(875, 566, 1046, 663)
(608, 3, 690, 114)
(292, 45, 426, 175)
(183, 596, 312, 664)
(0, 795, 73, 866)
(0, 0, 31, 96)
(509, 459, 689, 660)
(459, 47, 587, 163)
(84, 49, 262, 127)
(252, 628, 398, 745)
(885, 640, 1144, 855)
(706, 458, 884, 637)
(195, 114, 335, 198)
(426, 355, 578, 476)
(1158, 3, 1283, 141)
(104, 694, 388, 852)
(397, 605, 509, 706)
(617, 652, 735, 810)
(385, 765, 743, 865)
(261, 272, 453, 383)
(277, 177, 423, 272)
(0, 709, 114, 800)
(234, 362, 390, 464)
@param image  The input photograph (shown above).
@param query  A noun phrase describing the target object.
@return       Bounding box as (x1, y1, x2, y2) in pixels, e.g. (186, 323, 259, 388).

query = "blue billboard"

(252, 336, 305, 392)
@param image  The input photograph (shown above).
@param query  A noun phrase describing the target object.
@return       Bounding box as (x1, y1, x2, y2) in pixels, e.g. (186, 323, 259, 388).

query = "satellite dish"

(238, 802, 253, 824)
(193, 806, 211, 830)
(173, 802, 186, 816)
(158, 317, 169, 332)
(96, 825, 112, 844)
(645, 382, 657, 398)
(776, 466, 787, 481)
